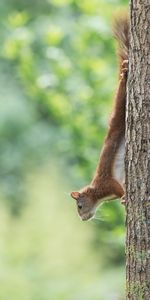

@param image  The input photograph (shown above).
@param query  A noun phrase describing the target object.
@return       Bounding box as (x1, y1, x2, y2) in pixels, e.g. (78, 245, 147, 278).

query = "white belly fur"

(113, 138, 125, 185)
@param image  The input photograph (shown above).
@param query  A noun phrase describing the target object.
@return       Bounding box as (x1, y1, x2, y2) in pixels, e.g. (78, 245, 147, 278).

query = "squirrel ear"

(70, 191, 80, 200)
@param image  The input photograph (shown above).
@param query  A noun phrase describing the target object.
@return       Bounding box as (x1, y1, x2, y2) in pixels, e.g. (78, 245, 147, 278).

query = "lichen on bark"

(125, 1, 150, 299)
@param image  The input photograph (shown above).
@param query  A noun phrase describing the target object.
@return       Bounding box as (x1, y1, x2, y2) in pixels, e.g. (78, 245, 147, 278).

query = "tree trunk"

(125, 1, 150, 299)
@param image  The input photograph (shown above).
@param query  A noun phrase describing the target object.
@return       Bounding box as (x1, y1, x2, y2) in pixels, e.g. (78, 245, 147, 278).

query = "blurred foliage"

(0, 167, 125, 300)
(0, 0, 128, 297)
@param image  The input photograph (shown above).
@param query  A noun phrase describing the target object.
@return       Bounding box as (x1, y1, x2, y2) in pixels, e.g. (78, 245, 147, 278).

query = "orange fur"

(71, 16, 129, 220)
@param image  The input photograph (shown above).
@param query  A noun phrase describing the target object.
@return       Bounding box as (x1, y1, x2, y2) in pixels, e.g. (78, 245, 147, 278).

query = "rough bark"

(125, 1, 150, 299)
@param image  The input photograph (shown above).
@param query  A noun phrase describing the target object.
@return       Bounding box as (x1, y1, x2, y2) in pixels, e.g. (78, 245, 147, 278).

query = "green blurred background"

(0, 0, 128, 299)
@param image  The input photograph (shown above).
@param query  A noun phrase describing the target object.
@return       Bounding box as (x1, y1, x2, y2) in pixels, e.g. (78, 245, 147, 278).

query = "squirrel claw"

(120, 62, 128, 80)
(122, 67, 128, 72)
(122, 60, 128, 68)
(121, 60, 128, 76)
(121, 195, 126, 206)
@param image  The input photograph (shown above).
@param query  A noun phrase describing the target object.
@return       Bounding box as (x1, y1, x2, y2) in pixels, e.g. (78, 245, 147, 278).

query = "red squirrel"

(70, 15, 129, 221)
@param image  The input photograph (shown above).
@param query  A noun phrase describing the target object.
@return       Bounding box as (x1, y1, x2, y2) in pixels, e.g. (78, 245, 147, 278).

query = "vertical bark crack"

(126, 1, 150, 299)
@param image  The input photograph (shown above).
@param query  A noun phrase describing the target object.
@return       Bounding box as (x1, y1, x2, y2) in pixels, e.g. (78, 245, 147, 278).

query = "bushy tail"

(113, 14, 129, 64)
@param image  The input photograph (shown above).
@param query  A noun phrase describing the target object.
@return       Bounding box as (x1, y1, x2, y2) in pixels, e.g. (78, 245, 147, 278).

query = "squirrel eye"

(78, 204, 82, 210)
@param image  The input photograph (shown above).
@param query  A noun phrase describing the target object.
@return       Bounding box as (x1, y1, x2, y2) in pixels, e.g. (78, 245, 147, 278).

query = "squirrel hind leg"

(120, 59, 128, 80)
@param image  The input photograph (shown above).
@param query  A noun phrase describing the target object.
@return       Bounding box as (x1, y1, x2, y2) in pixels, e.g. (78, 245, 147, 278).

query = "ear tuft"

(70, 191, 80, 200)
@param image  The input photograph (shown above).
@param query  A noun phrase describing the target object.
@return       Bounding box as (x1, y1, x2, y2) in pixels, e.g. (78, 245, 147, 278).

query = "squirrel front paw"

(121, 194, 126, 206)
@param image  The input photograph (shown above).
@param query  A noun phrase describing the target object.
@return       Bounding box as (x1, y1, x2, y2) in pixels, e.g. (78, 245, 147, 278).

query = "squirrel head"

(70, 186, 98, 221)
